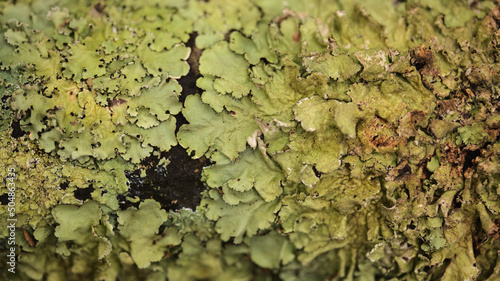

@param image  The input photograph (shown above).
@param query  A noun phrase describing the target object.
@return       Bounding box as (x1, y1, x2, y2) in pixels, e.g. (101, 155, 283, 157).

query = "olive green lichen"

(0, 129, 131, 236)
(1, 199, 291, 281)
(1, 0, 500, 280)
(178, 0, 500, 280)
(4, 0, 191, 164)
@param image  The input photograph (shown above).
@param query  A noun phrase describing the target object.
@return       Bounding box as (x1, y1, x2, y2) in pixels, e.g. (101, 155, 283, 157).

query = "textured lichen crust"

(1, 0, 500, 280)
(0, 129, 131, 236)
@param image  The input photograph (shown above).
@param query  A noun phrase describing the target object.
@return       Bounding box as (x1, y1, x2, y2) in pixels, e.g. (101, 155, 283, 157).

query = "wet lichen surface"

(0, 0, 500, 280)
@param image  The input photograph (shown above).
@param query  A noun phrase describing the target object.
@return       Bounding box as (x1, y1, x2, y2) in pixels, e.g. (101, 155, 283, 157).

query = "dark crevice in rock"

(0, 193, 8, 205)
(121, 146, 209, 211)
(119, 32, 209, 211)
(463, 148, 481, 174)
(60, 181, 69, 190)
(176, 32, 203, 134)
(73, 185, 94, 201)
(10, 119, 27, 138)
(178, 32, 202, 104)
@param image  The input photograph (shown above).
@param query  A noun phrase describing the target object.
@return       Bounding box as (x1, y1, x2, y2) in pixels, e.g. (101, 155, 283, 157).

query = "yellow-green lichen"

(1, 0, 500, 280)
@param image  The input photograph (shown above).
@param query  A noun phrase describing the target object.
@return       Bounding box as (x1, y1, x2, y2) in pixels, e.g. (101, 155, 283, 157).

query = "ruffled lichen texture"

(1, 0, 500, 280)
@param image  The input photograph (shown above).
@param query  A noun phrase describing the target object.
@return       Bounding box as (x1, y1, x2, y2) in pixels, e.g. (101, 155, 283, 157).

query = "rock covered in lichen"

(0, 129, 131, 236)
(4, 0, 191, 164)
(1, 0, 499, 280)
(179, 0, 500, 280)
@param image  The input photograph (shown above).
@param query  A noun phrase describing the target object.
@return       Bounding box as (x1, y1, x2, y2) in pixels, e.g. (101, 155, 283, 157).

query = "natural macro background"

(0, 0, 499, 280)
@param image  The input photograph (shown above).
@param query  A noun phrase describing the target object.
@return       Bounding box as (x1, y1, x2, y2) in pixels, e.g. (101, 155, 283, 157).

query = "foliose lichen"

(5, 0, 191, 164)
(1, 0, 500, 280)
(0, 129, 131, 236)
